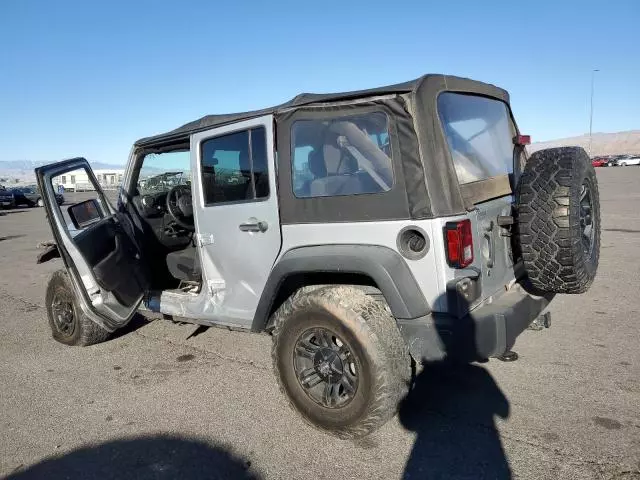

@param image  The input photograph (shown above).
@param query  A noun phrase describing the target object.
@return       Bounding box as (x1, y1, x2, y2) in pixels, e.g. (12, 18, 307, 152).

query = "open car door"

(36, 158, 148, 331)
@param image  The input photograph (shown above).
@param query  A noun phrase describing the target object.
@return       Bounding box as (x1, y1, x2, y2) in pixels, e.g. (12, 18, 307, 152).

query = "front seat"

(298, 149, 327, 196)
(166, 246, 201, 282)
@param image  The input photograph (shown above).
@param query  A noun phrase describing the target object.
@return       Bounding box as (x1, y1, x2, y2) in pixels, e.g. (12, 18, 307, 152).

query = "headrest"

(308, 149, 327, 178)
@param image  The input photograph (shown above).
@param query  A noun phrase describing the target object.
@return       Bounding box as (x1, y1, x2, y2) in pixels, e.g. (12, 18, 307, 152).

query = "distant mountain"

(0, 160, 125, 171)
(529, 130, 640, 157)
(0, 160, 127, 185)
(3, 129, 639, 184)
(0, 159, 169, 185)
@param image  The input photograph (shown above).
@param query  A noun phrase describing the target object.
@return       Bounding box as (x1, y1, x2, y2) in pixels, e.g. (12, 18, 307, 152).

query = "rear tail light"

(444, 219, 474, 268)
(513, 134, 531, 146)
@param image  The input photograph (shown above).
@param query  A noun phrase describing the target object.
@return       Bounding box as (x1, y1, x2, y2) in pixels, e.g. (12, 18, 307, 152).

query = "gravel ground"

(0, 168, 639, 479)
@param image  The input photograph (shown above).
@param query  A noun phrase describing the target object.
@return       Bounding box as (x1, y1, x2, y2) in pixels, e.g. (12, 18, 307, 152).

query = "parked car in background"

(591, 157, 607, 167)
(617, 155, 640, 166)
(10, 186, 64, 207)
(0, 186, 15, 208)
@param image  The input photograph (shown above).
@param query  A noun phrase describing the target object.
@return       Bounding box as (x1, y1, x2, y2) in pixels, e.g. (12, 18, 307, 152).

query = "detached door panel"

(36, 158, 147, 327)
(191, 116, 282, 327)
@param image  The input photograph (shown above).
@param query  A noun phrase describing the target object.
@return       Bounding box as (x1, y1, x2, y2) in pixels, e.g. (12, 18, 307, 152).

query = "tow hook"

(495, 312, 551, 363)
(527, 312, 551, 331)
(496, 351, 519, 362)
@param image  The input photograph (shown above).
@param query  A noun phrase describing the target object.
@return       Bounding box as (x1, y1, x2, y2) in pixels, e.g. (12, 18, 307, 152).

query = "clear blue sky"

(1, 0, 638, 165)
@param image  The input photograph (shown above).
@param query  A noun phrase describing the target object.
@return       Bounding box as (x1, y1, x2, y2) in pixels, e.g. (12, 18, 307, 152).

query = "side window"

(200, 127, 269, 206)
(291, 112, 393, 198)
(438, 93, 515, 185)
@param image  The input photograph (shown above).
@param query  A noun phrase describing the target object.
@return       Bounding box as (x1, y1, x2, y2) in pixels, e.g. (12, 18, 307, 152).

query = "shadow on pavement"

(399, 362, 511, 479)
(6, 434, 260, 480)
(0, 209, 31, 216)
(400, 364, 511, 479)
(108, 313, 151, 341)
(0, 235, 27, 242)
(398, 287, 512, 479)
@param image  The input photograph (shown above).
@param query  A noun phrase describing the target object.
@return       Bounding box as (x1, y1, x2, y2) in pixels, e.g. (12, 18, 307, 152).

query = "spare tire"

(516, 146, 600, 294)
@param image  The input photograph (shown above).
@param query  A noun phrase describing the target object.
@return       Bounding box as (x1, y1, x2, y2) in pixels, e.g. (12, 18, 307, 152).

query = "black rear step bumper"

(397, 285, 554, 362)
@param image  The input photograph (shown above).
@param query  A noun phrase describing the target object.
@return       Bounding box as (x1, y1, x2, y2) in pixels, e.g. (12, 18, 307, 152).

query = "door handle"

(483, 233, 494, 268)
(239, 220, 268, 233)
(483, 220, 495, 268)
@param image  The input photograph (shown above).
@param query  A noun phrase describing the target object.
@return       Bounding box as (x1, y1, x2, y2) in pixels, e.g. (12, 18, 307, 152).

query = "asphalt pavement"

(1, 168, 639, 479)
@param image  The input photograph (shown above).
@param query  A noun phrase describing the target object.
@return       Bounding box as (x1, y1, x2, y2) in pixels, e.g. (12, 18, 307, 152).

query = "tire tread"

(516, 147, 600, 294)
(46, 270, 110, 346)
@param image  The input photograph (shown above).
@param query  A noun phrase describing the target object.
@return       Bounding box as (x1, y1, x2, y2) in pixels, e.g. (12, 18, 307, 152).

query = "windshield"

(140, 171, 188, 193)
(137, 151, 191, 194)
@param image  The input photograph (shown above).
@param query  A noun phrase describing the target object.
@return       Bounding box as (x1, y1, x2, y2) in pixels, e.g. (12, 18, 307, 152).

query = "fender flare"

(251, 244, 430, 331)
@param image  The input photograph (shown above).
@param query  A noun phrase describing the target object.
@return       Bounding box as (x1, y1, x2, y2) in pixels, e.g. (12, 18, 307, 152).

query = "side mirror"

(68, 199, 104, 229)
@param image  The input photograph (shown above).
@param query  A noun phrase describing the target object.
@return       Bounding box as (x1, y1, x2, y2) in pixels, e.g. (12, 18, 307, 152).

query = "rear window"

(290, 112, 394, 198)
(438, 93, 515, 185)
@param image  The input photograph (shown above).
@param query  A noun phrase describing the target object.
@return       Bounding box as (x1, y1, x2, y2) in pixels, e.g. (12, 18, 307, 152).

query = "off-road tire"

(45, 269, 111, 346)
(516, 147, 600, 294)
(271, 286, 411, 439)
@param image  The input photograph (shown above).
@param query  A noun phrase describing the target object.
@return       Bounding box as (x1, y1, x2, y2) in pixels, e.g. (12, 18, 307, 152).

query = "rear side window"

(290, 112, 394, 198)
(438, 93, 514, 185)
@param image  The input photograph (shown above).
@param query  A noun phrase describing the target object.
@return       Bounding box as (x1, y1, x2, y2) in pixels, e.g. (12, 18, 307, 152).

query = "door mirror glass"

(68, 199, 104, 229)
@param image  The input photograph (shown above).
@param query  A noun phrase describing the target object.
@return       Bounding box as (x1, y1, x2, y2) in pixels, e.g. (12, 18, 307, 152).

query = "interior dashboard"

(132, 191, 192, 248)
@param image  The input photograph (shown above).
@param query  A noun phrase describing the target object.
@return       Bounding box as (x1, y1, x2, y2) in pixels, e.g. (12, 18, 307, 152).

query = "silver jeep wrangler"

(36, 74, 600, 438)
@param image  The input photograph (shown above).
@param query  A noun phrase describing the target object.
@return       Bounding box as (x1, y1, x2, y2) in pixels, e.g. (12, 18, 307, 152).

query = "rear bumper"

(397, 284, 553, 362)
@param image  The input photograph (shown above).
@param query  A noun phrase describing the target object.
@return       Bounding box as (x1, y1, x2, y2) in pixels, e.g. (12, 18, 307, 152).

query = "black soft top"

(133, 74, 514, 221)
(134, 74, 508, 148)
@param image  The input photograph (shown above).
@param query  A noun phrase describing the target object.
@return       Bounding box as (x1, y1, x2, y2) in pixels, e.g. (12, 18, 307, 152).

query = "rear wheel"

(271, 286, 411, 439)
(45, 270, 110, 346)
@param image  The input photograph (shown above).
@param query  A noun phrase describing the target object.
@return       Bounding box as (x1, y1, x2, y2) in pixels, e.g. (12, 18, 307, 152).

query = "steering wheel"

(165, 185, 194, 230)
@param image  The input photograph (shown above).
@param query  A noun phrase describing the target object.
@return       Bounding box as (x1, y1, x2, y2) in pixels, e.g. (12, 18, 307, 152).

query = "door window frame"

(199, 126, 270, 208)
(192, 117, 275, 211)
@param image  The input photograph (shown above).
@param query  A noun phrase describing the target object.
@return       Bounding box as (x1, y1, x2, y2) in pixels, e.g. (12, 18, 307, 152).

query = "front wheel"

(37, 198, 44, 207)
(45, 270, 110, 346)
(271, 286, 412, 439)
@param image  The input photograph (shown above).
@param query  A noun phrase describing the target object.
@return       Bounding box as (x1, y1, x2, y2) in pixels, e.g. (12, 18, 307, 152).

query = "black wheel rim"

(293, 327, 358, 409)
(580, 182, 595, 256)
(51, 293, 75, 337)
